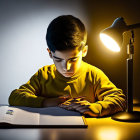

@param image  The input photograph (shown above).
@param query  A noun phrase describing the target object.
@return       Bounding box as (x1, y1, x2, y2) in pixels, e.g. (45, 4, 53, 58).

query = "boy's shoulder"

(82, 61, 103, 73)
(38, 64, 56, 73)
(83, 61, 109, 80)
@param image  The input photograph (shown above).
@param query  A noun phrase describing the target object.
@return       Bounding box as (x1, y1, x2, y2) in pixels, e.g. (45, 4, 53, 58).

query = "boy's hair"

(46, 15, 87, 52)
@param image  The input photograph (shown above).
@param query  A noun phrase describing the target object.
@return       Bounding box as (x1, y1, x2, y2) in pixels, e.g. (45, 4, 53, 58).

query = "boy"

(9, 15, 126, 117)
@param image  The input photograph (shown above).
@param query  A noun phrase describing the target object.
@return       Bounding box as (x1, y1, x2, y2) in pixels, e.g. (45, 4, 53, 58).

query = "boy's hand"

(42, 95, 70, 107)
(59, 97, 98, 117)
(59, 97, 90, 113)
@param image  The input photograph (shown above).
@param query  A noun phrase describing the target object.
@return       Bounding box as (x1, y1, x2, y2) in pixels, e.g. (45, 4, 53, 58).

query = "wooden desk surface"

(0, 106, 140, 140)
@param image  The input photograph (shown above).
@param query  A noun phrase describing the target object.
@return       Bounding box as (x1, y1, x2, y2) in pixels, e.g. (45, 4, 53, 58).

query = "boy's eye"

(55, 59, 62, 62)
(70, 58, 78, 62)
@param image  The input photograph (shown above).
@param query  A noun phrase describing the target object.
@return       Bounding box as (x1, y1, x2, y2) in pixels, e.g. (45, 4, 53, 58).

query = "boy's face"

(47, 46, 88, 78)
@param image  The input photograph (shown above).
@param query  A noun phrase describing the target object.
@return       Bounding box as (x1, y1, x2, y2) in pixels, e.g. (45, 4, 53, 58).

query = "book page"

(0, 106, 13, 124)
(0, 106, 39, 125)
(39, 107, 85, 125)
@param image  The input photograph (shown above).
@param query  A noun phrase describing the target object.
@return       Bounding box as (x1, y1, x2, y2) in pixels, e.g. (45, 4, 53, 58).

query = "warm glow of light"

(100, 33, 120, 52)
(97, 127, 120, 140)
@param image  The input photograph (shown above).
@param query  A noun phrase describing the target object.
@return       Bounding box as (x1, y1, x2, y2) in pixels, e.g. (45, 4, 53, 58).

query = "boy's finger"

(66, 97, 85, 103)
(59, 95, 71, 102)
(83, 111, 98, 117)
(75, 105, 88, 111)
(78, 108, 91, 113)
(73, 96, 86, 101)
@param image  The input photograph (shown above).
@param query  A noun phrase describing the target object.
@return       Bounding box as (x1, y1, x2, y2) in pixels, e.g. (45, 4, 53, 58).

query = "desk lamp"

(100, 17, 140, 122)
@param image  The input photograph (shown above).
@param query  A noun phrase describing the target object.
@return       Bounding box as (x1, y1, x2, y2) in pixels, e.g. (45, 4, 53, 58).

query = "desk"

(0, 106, 140, 140)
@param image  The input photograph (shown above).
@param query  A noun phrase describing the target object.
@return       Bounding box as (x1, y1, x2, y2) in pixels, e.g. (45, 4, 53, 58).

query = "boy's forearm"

(89, 99, 126, 117)
(42, 96, 69, 107)
(9, 89, 45, 108)
(94, 85, 126, 116)
(42, 98, 59, 107)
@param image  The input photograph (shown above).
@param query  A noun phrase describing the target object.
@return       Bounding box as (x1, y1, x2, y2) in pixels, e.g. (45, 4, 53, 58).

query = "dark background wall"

(82, 0, 140, 102)
(0, 0, 140, 104)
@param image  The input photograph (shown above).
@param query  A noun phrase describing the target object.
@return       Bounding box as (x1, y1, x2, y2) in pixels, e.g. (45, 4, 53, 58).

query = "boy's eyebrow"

(53, 56, 63, 60)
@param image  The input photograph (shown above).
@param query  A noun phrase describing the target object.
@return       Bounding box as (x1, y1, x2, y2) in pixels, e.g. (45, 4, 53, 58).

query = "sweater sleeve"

(88, 69, 126, 117)
(8, 70, 45, 108)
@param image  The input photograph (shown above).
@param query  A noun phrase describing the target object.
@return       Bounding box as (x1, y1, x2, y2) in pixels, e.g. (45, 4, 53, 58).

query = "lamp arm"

(127, 23, 140, 30)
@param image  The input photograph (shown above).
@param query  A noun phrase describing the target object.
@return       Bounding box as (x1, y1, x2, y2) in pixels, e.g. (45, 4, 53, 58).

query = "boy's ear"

(82, 45, 88, 57)
(47, 48, 52, 58)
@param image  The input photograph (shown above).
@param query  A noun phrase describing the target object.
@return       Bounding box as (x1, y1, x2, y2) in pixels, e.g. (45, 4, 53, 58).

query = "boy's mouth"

(63, 72, 73, 74)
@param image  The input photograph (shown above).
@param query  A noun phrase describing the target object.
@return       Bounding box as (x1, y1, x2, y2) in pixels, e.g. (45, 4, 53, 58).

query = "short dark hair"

(46, 15, 87, 52)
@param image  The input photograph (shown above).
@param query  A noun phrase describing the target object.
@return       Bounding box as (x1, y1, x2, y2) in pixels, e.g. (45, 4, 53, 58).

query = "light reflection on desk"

(96, 127, 120, 140)
(39, 127, 120, 140)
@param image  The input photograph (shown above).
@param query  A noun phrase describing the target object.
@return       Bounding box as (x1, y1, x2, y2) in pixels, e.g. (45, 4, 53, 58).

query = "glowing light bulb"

(100, 33, 120, 52)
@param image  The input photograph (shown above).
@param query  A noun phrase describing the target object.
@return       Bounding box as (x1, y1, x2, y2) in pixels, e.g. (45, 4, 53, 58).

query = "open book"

(0, 105, 87, 128)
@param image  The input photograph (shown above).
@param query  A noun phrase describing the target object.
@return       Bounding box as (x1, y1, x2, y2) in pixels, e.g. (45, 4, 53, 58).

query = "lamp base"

(111, 111, 140, 122)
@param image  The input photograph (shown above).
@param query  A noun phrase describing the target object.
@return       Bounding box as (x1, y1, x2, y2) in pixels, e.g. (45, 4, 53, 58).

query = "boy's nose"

(63, 61, 71, 71)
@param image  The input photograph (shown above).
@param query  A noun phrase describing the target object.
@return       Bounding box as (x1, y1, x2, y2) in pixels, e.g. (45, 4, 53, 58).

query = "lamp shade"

(100, 17, 128, 52)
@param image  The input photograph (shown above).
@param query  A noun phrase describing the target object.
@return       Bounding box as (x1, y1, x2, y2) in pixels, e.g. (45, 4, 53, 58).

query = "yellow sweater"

(9, 61, 126, 117)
